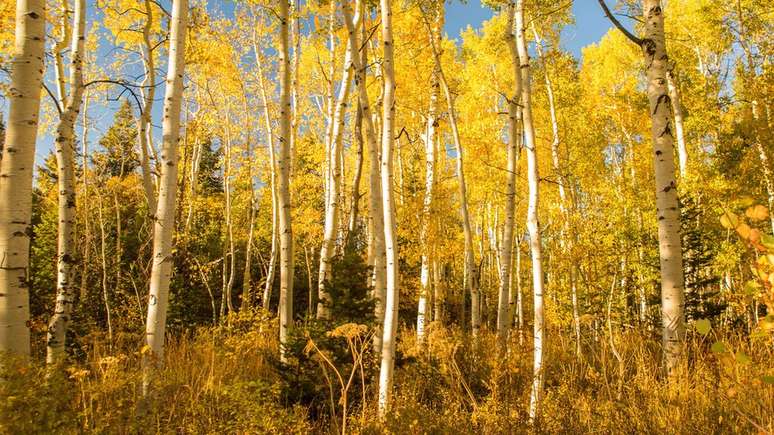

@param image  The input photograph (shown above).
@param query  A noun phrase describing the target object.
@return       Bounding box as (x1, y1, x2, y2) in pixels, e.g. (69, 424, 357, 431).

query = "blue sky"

(30, 0, 622, 168)
(444, 0, 616, 57)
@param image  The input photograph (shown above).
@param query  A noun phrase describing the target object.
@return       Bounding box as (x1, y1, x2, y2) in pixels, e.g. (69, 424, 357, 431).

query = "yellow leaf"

(720, 211, 739, 229)
(736, 223, 752, 239)
(745, 205, 769, 221)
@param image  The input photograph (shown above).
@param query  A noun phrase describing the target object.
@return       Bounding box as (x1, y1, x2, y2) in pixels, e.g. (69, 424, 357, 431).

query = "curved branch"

(598, 0, 642, 46)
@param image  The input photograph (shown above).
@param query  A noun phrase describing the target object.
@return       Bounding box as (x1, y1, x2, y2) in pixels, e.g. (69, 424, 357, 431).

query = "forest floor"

(2, 309, 772, 434)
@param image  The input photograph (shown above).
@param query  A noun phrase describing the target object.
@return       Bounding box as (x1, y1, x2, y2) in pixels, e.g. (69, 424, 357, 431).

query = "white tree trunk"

(138, 0, 157, 215)
(47, 0, 87, 365)
(498, 5, 524, 349)
(277, 0, 295, 363)
(666, 69, 688, 179)
(425, 8, 478, 339)
(253, 40, 279, 310)
(144, 0, 188, 378)
(417, 4, 443, 347)
(514, 0, 546, 420)
(377, 0, 398, 417)
(532, 25, 580, 357)
(642, 0, 686, 375)
(342, 3, 386, 354)
(317, 5, 359, 319)
(0, 0, 45, 358)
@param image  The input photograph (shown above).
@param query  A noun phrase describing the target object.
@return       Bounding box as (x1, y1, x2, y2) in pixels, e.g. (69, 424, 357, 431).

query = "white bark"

(254, 40, 279, 310)
(277, 0, 295, 363)
(144, 0, 188, 375)
(47, 0, 87, 364)
(498, 5, 524, 350)
(417, 4, 443, 347)
(642, 0, 686, 375)
(377, 0, 398, 417)
(0, 0, 45, 358)
(342, 3, 386, 354)
(666, 69, 688, 179)
(138, 0, 157, 214)
(514, 0, 546, 420)
(317, 4, 359, 319)
(425, 8, 478, 339)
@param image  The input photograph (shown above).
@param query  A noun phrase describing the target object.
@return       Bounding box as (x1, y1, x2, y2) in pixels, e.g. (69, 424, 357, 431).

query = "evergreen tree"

(95, 100, 139, 177)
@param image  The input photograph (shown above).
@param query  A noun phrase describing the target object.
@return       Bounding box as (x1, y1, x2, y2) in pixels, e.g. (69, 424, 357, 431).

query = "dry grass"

(1, 312, 772, 434)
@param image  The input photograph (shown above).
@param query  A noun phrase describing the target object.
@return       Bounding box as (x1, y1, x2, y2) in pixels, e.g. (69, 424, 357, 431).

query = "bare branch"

(597, 0, 642, 46)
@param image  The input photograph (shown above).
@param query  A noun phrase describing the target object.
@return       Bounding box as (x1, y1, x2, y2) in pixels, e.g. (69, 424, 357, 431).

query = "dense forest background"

(0, 0, 772, 432)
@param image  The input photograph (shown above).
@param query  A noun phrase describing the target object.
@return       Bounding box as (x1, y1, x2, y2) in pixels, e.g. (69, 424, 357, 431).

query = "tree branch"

(597, 0, 642, 46)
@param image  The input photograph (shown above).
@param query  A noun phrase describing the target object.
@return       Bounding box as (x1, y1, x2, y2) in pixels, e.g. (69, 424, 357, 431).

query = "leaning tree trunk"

(144, 0, 188, 383)
(377, 0, 398, 418)
(514, 0, 546, 420)
(416, 4, 443, 347)
(498, 5, 523, 350)
(0, 0, 45, 358)
(425, 7, 477, 339)
(277, 0, 295, 363)
(342, 2, 387, 354)
(317, 6, 358, 319)
(666, 68, 688, 179)
(47, 0, 87, 365)
(532, 25, 580, 358)
(253, 39, 279, 310)
(642, 0, 686, 375)
(138, 0, 157, 214)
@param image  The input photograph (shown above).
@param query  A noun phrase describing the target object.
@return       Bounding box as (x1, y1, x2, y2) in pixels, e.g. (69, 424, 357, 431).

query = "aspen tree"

(0, 0, 45, 358)
(498, 2, 523, 349)
(277, 0, 295, 362)
(138, 0, 157, 214)
(416, 2, 443, 348)
(377, 0, 398, 417)
(47, 0, 87, 364)
(532, 25, 580, 357)
(317, 2, 359, 319)
(599, 0, 686, 374)
(666, 69, 688, 179)
(342, 1, 387, 353)
(425, 2, 478, 339)
(514, 0, 546, 419)
(144, 0, 188, 376)
(253, 36, 279, 309)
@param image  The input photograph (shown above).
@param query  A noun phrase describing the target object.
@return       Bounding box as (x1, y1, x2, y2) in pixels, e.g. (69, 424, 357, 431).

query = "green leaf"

(735, 352, 751, 365)
(762, 375, 774, 385)
(761, 233, 774, 250)
(695, 318, 711, 335)
(711, 341, 726, 354)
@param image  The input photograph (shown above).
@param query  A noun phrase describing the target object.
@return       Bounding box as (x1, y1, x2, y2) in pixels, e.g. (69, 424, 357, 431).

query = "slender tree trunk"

(138, 0, 157, 214)
(514, 0, 546, 420)
(0, 0, 45, 359)
(377, 0, 398, 417)
(318, 5, 358, 318)
(425, 8, 478, 338)
(666, 69, 688, 179)
(79, 92, 91, 303)
(144, 0, 188, 383)
(342, 2, 386, 354)
(277, 0, 295, 363)
(96, 193, 113, 347)
(254, 39, 280, 310)
(532, 25, 580, 358)
(242, 98, 256, 309)
(497, 6, 524, 350)
(222, 105, 236, 315)
(417, 4, 443, 347)
(47, 0, 86, 364)
(641, 0, 686, 375)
